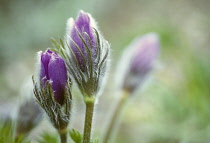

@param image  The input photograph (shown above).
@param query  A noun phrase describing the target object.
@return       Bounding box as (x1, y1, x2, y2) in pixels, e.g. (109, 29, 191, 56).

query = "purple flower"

(65, 10, 110, 98)
(39, 49, 67, 105)
(16, 99, 43, 136)
(122, 33, 159, 93)
(66, 10, 97, 72)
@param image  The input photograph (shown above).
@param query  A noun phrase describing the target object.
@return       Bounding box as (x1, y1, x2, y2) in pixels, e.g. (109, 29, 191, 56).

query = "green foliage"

(69, 129, 99, 143)
(0, 121, 30, 143)
(69, 129, 83, 143)
(0, 121, 14, 143)
(38, 133, 59, 143)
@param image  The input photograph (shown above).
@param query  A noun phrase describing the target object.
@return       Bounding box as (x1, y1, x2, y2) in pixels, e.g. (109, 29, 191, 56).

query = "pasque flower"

(65, 10, 110, 100)
(33, 49, 72, 135)
(39, 49, 67, 105)
(103, 33, 159, 143)
(122, 33, 159, 93)
(16, 99, 43, 137)
(49, 10, 109, 143)
(49, 10, 110, 143)
(67, 10, 97, 72)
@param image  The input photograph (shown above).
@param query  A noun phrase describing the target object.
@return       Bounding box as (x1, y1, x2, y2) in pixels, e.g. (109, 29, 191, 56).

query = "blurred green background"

(0, 0, 210, 143)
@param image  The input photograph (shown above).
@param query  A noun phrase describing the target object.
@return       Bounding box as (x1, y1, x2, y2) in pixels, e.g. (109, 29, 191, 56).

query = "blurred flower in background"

(0, 0, 210, 143)
(15, 99, 43, 138)
(121, 33, 159, 94)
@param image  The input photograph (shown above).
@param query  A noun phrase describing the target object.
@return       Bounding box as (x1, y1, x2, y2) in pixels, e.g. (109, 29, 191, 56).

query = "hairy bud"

(122, 33, 159, 93)
(65, 10, 110, 101)
(33, 49, 72, 130)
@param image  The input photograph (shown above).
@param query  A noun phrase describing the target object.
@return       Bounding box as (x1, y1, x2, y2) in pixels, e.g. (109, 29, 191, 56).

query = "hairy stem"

(58, 128, 67, 143)
(103, 90, 129, 143)
(83, 101, 95, 143)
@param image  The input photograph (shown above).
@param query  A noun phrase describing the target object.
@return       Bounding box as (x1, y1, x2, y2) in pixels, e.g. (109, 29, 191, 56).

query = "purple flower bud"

(16, 99, 43, 136)
(122, 33, 159, 93)
(65, 10, 110, 98)
(66, 10, 97, 72)
(39, 49, 67, 105)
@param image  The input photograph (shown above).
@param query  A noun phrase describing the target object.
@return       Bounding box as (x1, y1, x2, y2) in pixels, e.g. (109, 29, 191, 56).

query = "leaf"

(0, 119, 31, 143)
(38, 133, 58, 143)
(69, 129, 83, 143)
(0, 120, 14, 143)
(15, 135, 26, 143)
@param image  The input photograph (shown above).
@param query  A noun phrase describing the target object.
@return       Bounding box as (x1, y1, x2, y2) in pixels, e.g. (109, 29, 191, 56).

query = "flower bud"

(39, 49, 67, 105)
(65, 10, 110, 100)
(67, 10, 97, 72)
(122, 33, 159, 93)
(16, 99, 43, 137)
(34, 49, 72, 130)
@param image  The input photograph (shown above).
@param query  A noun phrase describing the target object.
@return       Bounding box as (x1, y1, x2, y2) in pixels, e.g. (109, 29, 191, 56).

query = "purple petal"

(131, 34, 159, 74)
(48, 53, 67, 105)
(123, 33, 159, 93)
(40, 50, 53, 81)
(75, 11, 95, 44)
(69, 11, 97, 71)
(39, 49, 67, 105)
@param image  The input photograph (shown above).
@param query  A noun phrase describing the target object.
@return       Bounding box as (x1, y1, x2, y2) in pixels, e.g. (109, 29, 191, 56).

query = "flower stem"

(58, 128, 67, 143)
(83, 101, 95, 143)
(103, 90, 129, 143)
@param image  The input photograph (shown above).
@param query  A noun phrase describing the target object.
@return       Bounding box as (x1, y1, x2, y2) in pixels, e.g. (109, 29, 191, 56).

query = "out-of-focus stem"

(58, 128, 67, 143)
(83, 100, 95, 143)
(103, 90, 129, 143)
